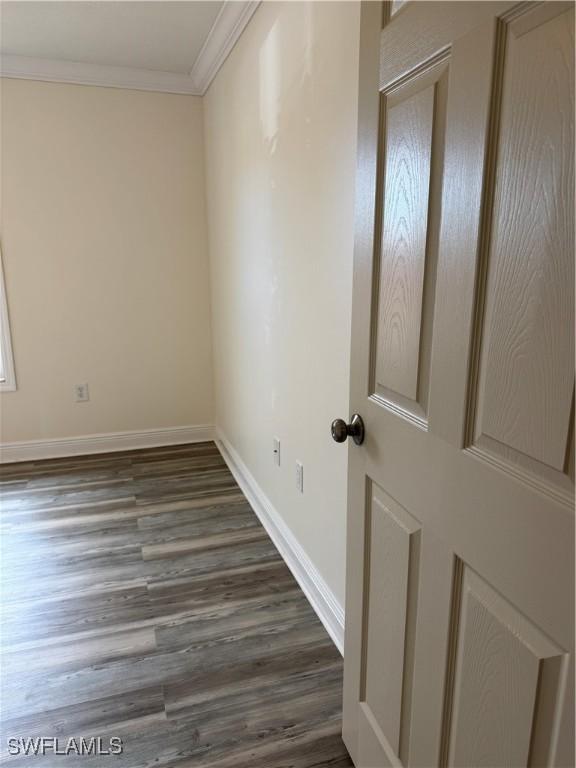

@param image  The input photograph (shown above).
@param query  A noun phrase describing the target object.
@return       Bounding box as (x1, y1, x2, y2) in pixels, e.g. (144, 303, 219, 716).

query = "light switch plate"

(273, 437, 281, 466)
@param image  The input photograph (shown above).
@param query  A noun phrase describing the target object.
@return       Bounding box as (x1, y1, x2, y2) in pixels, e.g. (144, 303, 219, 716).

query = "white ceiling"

(0, 1, 259, 94)
(1, 2, 223, 73)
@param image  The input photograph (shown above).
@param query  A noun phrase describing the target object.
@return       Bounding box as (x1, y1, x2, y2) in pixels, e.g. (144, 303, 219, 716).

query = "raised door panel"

(471, 5, 574, 487)
(373, 62, 448, 423)
(375, 85, 433, 403)
(443, 566, 567, 768)
(360, 483, 421, 765)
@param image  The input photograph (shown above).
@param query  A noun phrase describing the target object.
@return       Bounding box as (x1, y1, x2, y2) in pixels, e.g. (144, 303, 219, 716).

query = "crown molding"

(0, 1, 260, 96)
(190, 1, 260, 94)
(0, 54, 202, 95)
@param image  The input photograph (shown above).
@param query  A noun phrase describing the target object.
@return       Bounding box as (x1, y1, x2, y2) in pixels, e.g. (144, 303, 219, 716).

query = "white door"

(341, 2, 574, 766)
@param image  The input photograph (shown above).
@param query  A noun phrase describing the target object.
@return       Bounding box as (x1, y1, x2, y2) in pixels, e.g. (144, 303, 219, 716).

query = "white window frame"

(0, 249, 16, 392)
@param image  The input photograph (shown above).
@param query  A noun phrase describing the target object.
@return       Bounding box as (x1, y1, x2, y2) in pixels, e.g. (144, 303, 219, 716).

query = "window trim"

(0, 249, 16, 392)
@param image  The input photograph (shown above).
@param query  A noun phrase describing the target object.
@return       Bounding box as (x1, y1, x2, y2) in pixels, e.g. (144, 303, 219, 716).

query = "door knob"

(331, 414, 365, 445)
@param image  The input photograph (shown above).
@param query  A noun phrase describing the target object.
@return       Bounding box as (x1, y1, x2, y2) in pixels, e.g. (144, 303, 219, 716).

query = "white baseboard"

(215, 428, 345, 654)
(0, 425, 215, 463)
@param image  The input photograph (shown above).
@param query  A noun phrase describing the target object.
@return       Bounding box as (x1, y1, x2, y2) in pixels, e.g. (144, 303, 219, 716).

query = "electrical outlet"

(74, 383, 90, 402)
(273, 437, 281, 467)
(296, 461, 303, 493)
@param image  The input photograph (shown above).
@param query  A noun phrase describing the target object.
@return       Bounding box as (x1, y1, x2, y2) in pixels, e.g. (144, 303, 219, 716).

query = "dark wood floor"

(0, 442, 352, 767)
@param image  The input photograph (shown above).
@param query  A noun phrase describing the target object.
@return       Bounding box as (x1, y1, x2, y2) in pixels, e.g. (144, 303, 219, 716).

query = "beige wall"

(204, 2, 360, 607)
(0, 78, 213, 442)
(0, 0, 360, 607)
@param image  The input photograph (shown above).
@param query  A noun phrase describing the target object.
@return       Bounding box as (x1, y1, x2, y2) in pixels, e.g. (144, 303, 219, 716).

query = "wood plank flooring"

(0, 442, 352, 767)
